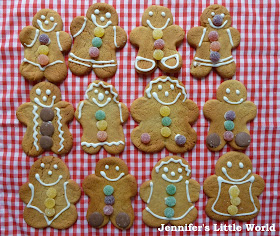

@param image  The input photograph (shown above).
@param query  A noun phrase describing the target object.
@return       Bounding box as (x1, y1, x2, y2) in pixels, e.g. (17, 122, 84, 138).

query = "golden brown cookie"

(203, 152, 265, 221)
(187, 4, 240, 79)
(16, 82, 74, 157)
(69, 3, 127, 79)
(75, 81, 129, 155)
(131, 76, 199, 153)
(140, 156, 200, 227)
(19, 9, 72, 83)
(203, 80, 257, 151)
(130, 5, 185, 74)
(19, 156, 81, 229)
(83, 157, 137, 230)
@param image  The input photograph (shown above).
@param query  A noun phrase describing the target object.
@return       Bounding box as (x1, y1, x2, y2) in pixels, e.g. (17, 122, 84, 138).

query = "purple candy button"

(213, 15, 223, 26)
(175, 134, 186, 146)
(103, 205, 114, 216)
(39, 34, 50, 45)
(210, 51, 220, 63)
(224, 110, 236, 121)
(104, 195, 115, 205)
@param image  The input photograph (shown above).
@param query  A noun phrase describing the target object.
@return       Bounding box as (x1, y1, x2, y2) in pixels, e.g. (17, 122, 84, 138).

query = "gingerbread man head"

(32, 9, 63, 32)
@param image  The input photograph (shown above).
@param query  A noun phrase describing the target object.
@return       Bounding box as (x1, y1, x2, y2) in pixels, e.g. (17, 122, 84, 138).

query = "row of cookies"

(20, 3, 239, 82)
(16, 77, 256, 157)
(20, 153, 264, 229)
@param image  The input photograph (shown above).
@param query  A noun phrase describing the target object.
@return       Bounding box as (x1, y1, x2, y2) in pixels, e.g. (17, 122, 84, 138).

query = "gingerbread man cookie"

(204, 152, 265, 221)
(203, 80, 257, 151)
(20, 9, 72, 83)
(83, 157, 137, 230)
(75, 81, 129, 154)
(140, 156, 200, 227)
(187, 4, 240, 79)
(69, 3, 127, 79)
(20, 156, 81, 229)
(16, 82, 74, 157)
(131, 76, 199, 153)
(130, 5, 185, 74)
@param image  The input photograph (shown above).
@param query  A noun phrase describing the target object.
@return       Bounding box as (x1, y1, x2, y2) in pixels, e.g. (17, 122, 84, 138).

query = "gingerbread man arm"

(203, 175, 219, 198)
(55, 101, 74, 123)
(187, 179, 201, 202)
(70, 16, 87, 38)
(119, 102, 129, 123)
(19, 182, 32, 204)
(16, 103, 33, 126)
(74, 101, 86, 122)
(19, 26, 39, 47)
(130, 97, 150, 123)
(227, 27, 240, 49)
(184, 100, 199, 125)
(129, 26, 149, 47)
(121, 174, 138, 197)
(57, 31, 72, 53)
(82, 174, 102, 197)
(113, 26, 127, 49)
(164, 25, 185, 46)
(252, 174, 265, 197)
(203, 100, 221, 121)
(240, 101, 257, 121)
(139, 180, 152, 203)
(66, 180, 81, 204)
(187, 26, 205, 48)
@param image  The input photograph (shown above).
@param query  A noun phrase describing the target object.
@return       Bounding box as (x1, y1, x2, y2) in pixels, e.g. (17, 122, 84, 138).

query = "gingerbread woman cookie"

(69, 3, 127, 79)
(203, 80, 257, 151)
(20, 9, 72, 83)
(131, 76, 199, 153)
(20, 156, 81, 229)
(75, 81, 129, 154)
(204, 152, 265, 221)
(130, 5, 185, 74)
(140, 156, 200, 227)
(16, 82, 74, 157)
(187, 4, 240, 79)
(83, 157, 137, 230)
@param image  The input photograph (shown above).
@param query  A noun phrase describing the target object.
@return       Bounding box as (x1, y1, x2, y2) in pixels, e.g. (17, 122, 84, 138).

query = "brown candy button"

(235, 132, 251, 147)
(206, 133, 221, 148)
(40, 122, 54, 136)
(88, 212, 104, 228)
(115, 212, 130, 229)
(39, 136, 53, 150)
(40, 108, 54, 122)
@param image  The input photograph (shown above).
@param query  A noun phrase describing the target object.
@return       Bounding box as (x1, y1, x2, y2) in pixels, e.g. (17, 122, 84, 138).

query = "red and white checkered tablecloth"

(0, 0, 279, 235)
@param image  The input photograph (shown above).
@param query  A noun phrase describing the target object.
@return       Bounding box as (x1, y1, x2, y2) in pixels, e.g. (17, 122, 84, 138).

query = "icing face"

(142, 6, 173, 29)
(146, 77, 187, 105)
(33, 9, 63, 32)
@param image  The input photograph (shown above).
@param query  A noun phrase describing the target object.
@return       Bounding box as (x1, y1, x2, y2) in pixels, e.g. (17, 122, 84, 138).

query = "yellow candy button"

(94, 27, 105, 37)
(230, 197, 241, 206)
(161, 127, 171, 137)
(229, 186, 240, 197)
(153, 29, 163, 39)
(96, 120, 108, 131)
(160, 106, 170, 117)
(153, 49, 164, 60)
(227, 205, 238, 215)
(46, 188, 57, 198)
(44, 198, 55, 208)
(45, 208, 55, 217)
(38, 45, 49, 55)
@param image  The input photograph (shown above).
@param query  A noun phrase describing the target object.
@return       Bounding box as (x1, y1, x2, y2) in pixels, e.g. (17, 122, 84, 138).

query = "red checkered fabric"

(0, 0, 279, 235)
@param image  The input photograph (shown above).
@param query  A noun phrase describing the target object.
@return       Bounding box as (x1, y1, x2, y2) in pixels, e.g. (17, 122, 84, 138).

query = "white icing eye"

(105, 165, 109, 169)
(164, 167, 168, 172)
(211, 12, 215, 16)
(44, 20, 49, 25)
(227, 161, 232, 168)
(221, 13, 225, 18)
(115, 166, 119, 171)
(165, 91, 169, 97)
(41, 163, 45, 168)
(94, 9, 100, 15)
(94, 89, 98, 94)
(171, 171, 175, 176)
(106, 12, 111, 19)
(105, 91, 109, 95)
(46, 89, 51, 95)
(48, 170, 52, 176)
(239, 162, 244, 169)
(41, 15, 46, 20)
(149, 11, 153, 16)
(36, 88, 41, 95)
(53, 164, 58, 169)
(170, 84, 174, 90)
(100, 16, 105, 22)
(43, 96, 47, 102)
(236, 90, 240, 95)
(226, 88, 230, 94)
(158, 85, 162, 90)
(161, 12, 166, 17)
(178, 168, 182, 173)
(50, 17, 54, 22)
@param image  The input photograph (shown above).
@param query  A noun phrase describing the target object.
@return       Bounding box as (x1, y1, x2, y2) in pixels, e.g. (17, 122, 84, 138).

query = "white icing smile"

(92, 97, 111, 107)
(146, 18, 170, 30)
(35, 173, 63, 186)
(152, 92, 181, 105)
(208, 18, 228, 29)
(162, 174, 183, 183)
(223, 96, 244, 104)
(37, 19, 57, 32)
(100, 171, 125, 181)
(34, 96, 56, 108)
(91, 14, 112, 28)
(222, 167, 252, 182)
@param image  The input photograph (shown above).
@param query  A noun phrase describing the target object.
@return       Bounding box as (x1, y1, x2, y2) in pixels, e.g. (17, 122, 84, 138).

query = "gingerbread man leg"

(170, 207, 198, 226)
(206, 132, 226, 151)
(20, 63, 44, 82)
(82, 145, 102, 154)
(142, 208, 168, 227)
(87, 211, 110, 228)
(103, 142, 125, 155)
(69, 52, 92, 76)
(110, 203, 134, 230)
(50, 205, 78, 229)
(93, 66, 118, 80)
(158, 49, 182, 73)
(205, 198, 230, 221)
(135, 50, 157, 74)
(215, 61, 236, 79)
(23, 208, 49, 228)
(190, 62, 213, 78)
(44, 63, 68, 83)
(230, 132, 251, 150)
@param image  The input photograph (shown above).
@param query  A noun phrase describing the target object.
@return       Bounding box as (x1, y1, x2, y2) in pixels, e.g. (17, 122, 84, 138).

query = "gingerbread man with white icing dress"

(19, 9, 72, 83)
(131, 76, 199, 153)
(140, 156, 200, 227)
(20, 156, 81, 229)
(204, 152, 264, 221)
(69, 3, 127, 79)
(83, 157, 137, 230)
(130, 5, 185, 74)
(203, 80, 257, 151)
(187, 4, 240, 79)
(75, 81, 129, 155)
(16, 82, 74, 157)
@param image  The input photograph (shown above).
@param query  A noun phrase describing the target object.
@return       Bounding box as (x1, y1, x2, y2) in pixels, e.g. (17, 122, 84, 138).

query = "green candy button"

(92, 37, 103, 48)
(103, 185, 114, 196)
(164, 207, 175, 218)
(224, 120, 234, 131)
(165, 196, 176, 207)
(166, 184, 176, 195)
(95, 110, 106, 120)
(162, 117, 172, 126)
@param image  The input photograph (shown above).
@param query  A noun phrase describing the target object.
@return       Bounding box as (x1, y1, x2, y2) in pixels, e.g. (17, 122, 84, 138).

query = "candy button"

(116, 212, 130, 229)
(223, 131, 234, 141)
(103, 205, 114, 216)
(206, 133, 221, 148)
(229, 186, 240, 197)
(38, 54, 49, 66)
(96, 120, 107, 131)
(175, 134, 186, 146)
(154, 39, 165, 49)
(227, 205, 238, 215)
(39, 34, 50, 45)
(40, 122, 54, 136)
(224, 110, 236, 121)
(39, 136, 53, 150)
(104, 195, 115, 205)
(160, 106, 170, 117)
(210, 41, 220, 51)
(235, 132, 251, 147)
(103, 185, 114, 196)
(92, 37, 102, 48)
(164, 207, 175, 218)
(166, 184, 176, 195)
(89, 47, 100, 58)
(88, 212, 104, 228)
(44, 198, 55, 208)
(46, 187, 57, 198)
(210, 51, 220, 63)
(95, 110, 106, 120)
(224, 120, 234, 131)
(208, 31, 219, 42)
(165, 196, 176, 207)
(97, 131, 107, 142)
(161, 127, 171, 137)
(40, 108, 54, 121)
(230, 197, 241, 206)
(162, 117, 172, 126)
(94, 27, 105, 37)
(141, 133, 151, 144)
(153, 49, 164, 60)
(45, 208, 55, 217)
(213, 14, 223, 26)
(38, 45, 49, 55)
(153, 29, 163, 39)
